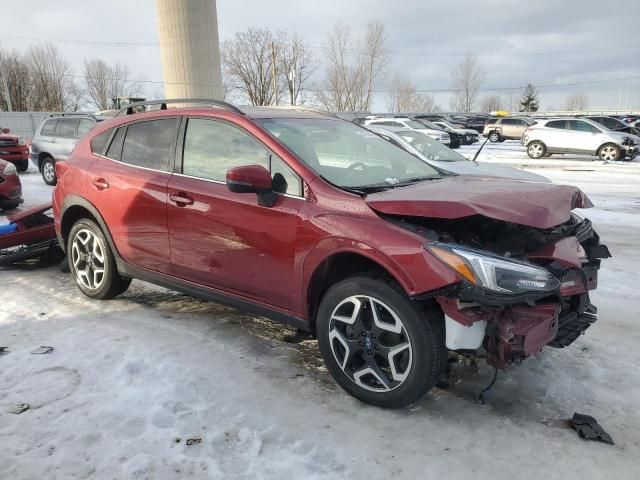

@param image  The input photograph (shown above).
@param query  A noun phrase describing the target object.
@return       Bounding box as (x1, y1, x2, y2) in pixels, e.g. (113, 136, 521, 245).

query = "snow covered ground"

(1, 150, 639, 479)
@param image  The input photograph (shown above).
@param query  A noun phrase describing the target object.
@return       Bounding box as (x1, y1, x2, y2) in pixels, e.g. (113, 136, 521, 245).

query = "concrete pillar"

(156, 0, 224, 100)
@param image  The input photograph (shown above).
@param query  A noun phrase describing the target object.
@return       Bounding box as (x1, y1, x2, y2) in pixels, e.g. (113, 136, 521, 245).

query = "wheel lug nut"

(361, 331, 366, 337)
(359, 341, 364, 346)
(375, 345, 379, 351)
(367, 350, 372, 355)
(371, 334, 376, 339)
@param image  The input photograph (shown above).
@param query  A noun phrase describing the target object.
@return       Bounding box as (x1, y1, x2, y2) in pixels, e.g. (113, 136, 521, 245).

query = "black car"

(583, 116, 640, 137)
(413, 118, 461, 148)
(461, 115, 491, 133)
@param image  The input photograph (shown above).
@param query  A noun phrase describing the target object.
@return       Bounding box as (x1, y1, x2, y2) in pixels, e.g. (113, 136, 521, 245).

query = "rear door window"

(568, 120, 597, 133)
(41, 119, 59, 136)
(58, 119, 80, 137)
(546, 120, 566, 129)
(120, 118, 180, 171)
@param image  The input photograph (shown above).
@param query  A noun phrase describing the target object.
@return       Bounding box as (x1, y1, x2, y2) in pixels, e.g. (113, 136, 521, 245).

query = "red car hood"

(365, 176, 592, 229)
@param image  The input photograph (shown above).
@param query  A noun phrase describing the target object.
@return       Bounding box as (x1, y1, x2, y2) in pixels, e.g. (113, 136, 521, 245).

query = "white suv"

(363, 117, 450, 145)
(523, 118, 638, 161)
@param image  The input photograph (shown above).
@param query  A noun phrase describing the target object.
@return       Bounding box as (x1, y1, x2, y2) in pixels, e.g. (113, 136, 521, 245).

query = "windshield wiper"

(390, 175, 441, 187)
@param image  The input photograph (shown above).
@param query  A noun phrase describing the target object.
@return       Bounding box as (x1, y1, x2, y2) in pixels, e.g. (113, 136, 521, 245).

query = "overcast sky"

(1, 0, 639, 111)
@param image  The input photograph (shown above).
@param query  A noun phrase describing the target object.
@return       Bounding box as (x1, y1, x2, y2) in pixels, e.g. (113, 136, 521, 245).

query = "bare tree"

(0, 48, 33, 111)
(449, 54, 485, 112)
(221, 28, 283, 106)
(26, 43, 80, 111)
(84, 59, 139, 110)
(479, 94, 503, 113)
(316, 21, 388, 112)
(386, 73, 436, 112)
(564, 92, 589, 111)
(277, 32, 315, 106)
(362, 21, 388, 111)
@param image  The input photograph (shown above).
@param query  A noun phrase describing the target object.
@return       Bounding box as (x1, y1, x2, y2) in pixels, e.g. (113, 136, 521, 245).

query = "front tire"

(599, 143, 620, 162)
(488, 131, 500, 143)
(68, 219, 131, 299)
(527, 141, 546, 159)
(41, 157, 57, 186)
(316, 276, 445, 408)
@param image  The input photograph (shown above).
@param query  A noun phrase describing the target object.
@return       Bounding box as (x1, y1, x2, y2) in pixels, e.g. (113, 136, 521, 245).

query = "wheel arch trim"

(59, 195, 120, 259)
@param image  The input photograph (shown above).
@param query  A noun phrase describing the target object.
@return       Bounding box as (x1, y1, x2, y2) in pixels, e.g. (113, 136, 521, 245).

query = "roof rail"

(114, 98, 245, 117)
(48, 112, 95, 118)
(262, 105, 337, 118)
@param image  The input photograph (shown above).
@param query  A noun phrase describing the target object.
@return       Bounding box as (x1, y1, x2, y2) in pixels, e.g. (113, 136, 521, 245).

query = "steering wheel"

(348, 162, 367, 171)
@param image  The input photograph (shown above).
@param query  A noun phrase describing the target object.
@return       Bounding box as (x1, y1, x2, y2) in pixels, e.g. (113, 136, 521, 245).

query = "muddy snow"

(1, 145, 639, 479)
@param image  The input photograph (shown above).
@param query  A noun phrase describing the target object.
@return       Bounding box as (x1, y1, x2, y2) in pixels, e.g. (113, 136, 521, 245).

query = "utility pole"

(288, 67, 296, 106)
(271, 40, 278, 106)
(627, 84, 630, 110)
(0, 49, 13, 112)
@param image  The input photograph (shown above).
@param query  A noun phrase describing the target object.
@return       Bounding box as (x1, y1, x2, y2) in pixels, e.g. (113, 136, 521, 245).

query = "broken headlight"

(429, 244, 560, 295)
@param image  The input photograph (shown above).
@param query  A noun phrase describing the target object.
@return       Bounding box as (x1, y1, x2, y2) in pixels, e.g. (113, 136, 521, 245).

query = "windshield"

(415, 119, 440, 130)
(405, 120, 428, 129)
(259, 118, 441, 190)
(395, 130, 467, 163)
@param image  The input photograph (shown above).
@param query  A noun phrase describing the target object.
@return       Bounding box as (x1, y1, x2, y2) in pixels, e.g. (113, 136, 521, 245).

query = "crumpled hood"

(365, 176, 592, 229)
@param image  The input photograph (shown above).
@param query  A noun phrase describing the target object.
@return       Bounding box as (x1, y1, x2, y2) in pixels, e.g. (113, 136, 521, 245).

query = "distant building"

(156, 0, 224, 99)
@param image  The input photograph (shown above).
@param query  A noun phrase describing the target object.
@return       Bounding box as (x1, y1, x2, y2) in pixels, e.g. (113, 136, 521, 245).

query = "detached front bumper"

(621, 143, 638, 158)
(436, 217, 610, 369)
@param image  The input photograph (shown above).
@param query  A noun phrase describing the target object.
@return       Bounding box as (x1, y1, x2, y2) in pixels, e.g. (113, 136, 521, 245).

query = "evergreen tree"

(520, 84, 539, 112)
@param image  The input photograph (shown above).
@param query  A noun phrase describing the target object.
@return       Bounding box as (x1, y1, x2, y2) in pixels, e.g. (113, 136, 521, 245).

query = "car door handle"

(91, 178, 109, 190)
(169, 192, 194, 206)
(50, 138, 56, 143)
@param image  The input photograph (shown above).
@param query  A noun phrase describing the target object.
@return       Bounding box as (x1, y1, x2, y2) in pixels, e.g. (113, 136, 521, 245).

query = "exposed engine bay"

(383, 212, 611, 369)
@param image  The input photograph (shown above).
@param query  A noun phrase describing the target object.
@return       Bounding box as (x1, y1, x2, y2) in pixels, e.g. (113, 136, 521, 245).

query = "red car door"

(85, 118, 180, 273)
(167, 117, 305, 309)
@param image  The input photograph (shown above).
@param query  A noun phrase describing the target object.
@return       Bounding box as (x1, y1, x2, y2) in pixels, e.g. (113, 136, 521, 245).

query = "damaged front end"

(389, 212, 611, 370)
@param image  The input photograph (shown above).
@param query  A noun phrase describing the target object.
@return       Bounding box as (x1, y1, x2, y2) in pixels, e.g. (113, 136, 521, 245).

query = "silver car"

(523, 118, 638, 161)
(367, 125, 550, 183)
(363, 117, 451, 145)
(30, 114, 100, 185)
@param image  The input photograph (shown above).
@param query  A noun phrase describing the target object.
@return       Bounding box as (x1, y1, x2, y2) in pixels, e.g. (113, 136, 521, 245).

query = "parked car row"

(355, 115, 480, 148)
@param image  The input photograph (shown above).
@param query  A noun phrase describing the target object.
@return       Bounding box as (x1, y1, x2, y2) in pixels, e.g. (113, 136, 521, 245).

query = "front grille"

(0, 139, 16, 147)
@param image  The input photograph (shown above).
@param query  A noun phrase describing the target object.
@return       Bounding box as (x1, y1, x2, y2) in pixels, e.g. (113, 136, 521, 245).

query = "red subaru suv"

(53, 100, 609, 408)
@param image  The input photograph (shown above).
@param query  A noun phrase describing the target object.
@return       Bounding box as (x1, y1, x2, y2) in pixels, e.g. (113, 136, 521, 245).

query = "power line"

(64, 73, 640, 94)
(3, 35, 640, 58)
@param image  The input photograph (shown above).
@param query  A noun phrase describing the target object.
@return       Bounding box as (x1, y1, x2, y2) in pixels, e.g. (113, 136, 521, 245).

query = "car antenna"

(471, 136, 490, 164)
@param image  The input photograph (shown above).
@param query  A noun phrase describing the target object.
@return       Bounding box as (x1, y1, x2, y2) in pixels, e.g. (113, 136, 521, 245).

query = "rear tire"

(527, 141, 546, 159)
(316, 275, 445, 409)
(67, 219, 131, 299)
(488, 131, 500, 143)
(15, 159, 29, 172)
(598, 143, 620, 162)
(41, 157, 57, 186)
